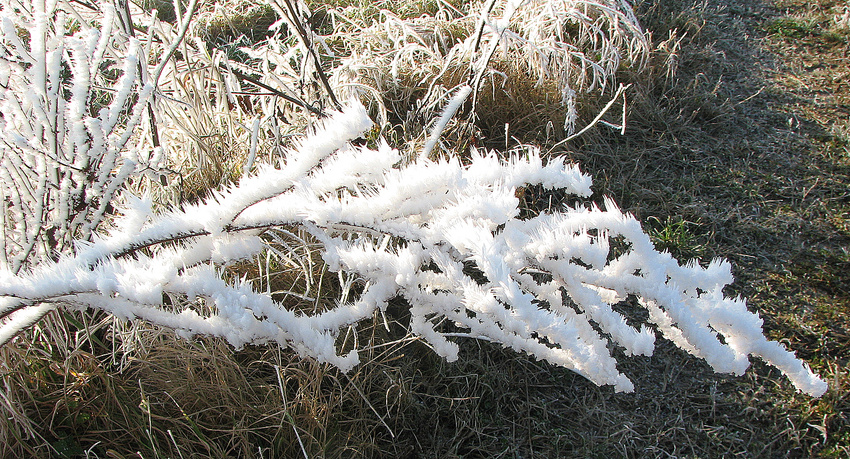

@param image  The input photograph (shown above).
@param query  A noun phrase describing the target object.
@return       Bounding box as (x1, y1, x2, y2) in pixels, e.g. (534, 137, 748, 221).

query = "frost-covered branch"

(0, 101, 827, 396)
(0, 0, 826, 400)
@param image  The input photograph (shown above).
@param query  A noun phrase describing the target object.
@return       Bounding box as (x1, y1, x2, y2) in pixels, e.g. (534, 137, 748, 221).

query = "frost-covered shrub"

(0, 100, 827, 396)
(0, 0, 153, 270)
(0, 0, 205, 342)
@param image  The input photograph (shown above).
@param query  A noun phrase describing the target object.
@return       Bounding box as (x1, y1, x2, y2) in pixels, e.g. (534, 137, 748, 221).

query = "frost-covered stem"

(116, 0, 163, 150)
(471, 0, 499, 55)
(469, 0, 518, 112)
(150, 0, 199, 85)
(223, 65, 324, 116)
(0, 188, 7, 266)
(422, 85, 472, 158)
(275, 0, 342, 110)
(550, 83, 629, 150)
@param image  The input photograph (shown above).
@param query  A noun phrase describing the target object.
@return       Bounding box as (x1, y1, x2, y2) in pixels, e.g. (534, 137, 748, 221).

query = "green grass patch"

(765, 16, 821, 38)
(645, 215, 709, 261)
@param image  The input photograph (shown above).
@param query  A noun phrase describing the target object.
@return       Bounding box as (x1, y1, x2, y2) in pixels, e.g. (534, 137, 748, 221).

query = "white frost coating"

(0, 0, 155, 272)
(422, 85, 472, 159)
(0, 303, 57, 346)
(0, 101, 827, 396)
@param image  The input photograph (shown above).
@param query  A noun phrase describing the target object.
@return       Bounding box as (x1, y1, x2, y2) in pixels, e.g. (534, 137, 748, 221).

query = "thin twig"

(222, 64, 324, 116)
(547, 84, 630, 153)
(471, 0, 499, 55)
(118, 0, 162, 148)
(150, 0, 200, 85)
(279, 0, 342, 111)
(468, 0, 512, 113)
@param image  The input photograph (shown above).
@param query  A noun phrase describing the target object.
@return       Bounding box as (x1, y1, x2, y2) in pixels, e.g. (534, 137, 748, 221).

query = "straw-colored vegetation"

(1, 0, 848, 457)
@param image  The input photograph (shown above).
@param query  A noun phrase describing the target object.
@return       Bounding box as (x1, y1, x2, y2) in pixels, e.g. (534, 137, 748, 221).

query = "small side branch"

(222, 64, 324, 116)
